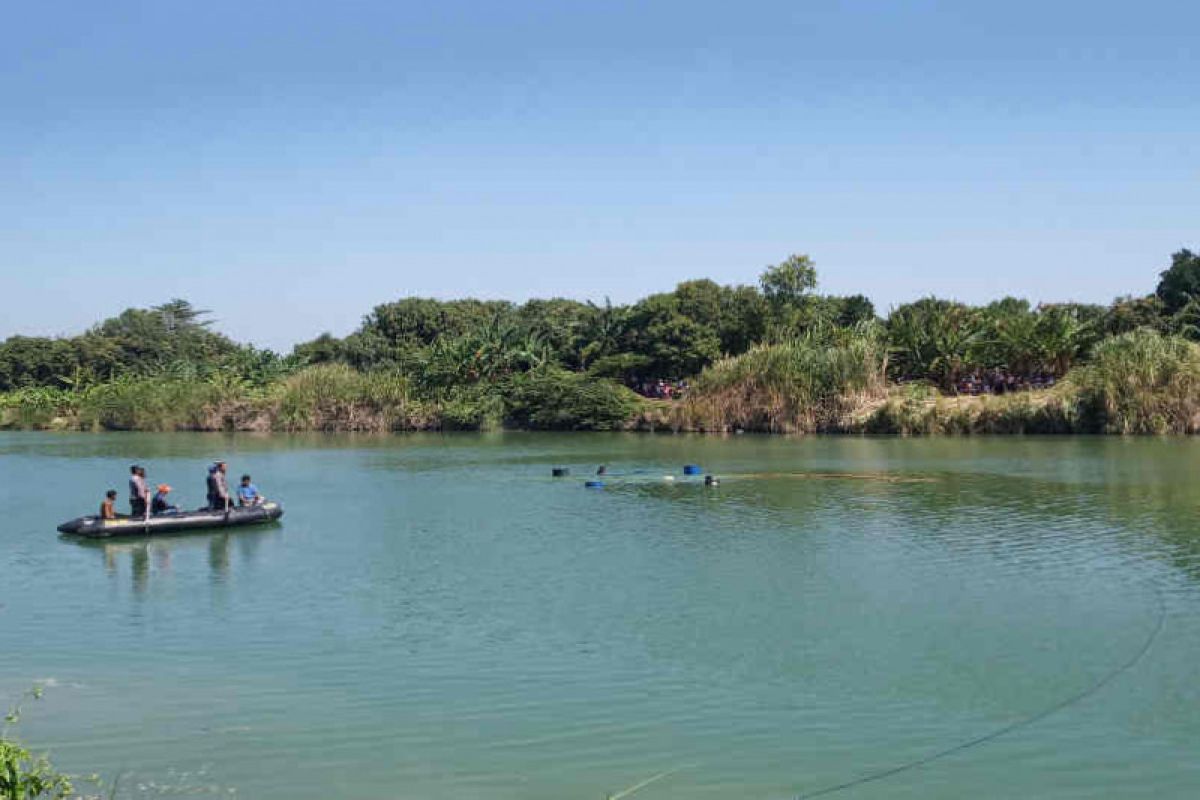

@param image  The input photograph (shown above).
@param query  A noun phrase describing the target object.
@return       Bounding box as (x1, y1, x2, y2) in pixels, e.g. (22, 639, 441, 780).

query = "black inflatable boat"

(57, 501, 284, 538)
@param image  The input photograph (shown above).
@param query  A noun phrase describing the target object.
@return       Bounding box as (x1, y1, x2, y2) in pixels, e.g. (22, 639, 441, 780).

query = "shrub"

(501, 369, 641, 430)
(2, 687, 75, 800)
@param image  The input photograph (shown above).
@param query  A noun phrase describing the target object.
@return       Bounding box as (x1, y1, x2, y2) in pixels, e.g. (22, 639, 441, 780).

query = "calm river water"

(2, 432, 1199, 799)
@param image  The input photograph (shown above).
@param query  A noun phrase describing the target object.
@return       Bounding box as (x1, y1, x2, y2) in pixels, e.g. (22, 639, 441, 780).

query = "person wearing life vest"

(151, 484, 179, 515)
(128, 465, 149, 518)
(206, 461, 231, 511)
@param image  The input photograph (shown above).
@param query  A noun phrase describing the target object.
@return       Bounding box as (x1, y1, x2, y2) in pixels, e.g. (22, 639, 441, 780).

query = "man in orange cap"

(151, 483, 179, 515)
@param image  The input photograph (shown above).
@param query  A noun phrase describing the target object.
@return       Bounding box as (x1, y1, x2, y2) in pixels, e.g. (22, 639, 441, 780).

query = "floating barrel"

(552, 467, 570, 477)
(585, 480, 605, 489)
(683, 464, 702, 475)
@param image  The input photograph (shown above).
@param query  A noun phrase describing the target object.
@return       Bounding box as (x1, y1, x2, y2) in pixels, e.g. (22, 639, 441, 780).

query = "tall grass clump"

(77, 377, 233, 431)
(274, 364, 431, 431)
(681, 333, 888, 432)
(859, 384, 1077, 434)
(1071, 329, 1200, 434)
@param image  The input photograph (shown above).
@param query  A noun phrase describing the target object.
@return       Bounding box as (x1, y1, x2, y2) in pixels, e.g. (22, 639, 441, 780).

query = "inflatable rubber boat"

(57, 501, 284, 538)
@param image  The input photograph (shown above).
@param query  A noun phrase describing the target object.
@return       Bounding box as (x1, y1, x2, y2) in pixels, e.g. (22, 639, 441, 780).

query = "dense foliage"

(2, 249, 1199, 433)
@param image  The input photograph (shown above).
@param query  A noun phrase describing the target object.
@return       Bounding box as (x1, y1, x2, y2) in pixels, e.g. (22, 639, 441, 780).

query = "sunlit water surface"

(2, 432, 1199, 799)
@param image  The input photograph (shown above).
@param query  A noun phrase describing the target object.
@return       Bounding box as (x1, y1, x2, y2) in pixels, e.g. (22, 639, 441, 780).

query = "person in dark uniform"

(206, 461, 230, 511)
(129, 465, 149, 518)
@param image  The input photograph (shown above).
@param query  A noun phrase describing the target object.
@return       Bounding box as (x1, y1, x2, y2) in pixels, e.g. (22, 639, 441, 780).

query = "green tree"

(672, 279, 767, 356)
(622, 293, 721, 378)
(1155, 248, 1200, 315)
(0, 337, 79, 390)
(292, 332, 344, 365)
(833, 294, 876, 328)
(364, 298, 516, 347)
(514, 298, 594, 368)
(578, 299, 628, 369)
(886, 298, 981, 389)
(760, 254, 817, 308)
(1104, 295, 1166, 336)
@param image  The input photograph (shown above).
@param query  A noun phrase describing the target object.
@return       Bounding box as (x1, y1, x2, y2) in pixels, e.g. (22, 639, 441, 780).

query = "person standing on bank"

(206, 460, 231, 511)
(129, 465, 149, 518)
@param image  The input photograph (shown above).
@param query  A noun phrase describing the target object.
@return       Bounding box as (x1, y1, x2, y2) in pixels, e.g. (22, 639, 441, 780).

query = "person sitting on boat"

(151, 484, 179, 515)
(129, 465, 149, 518)
(237, 474, 263, 507)
(206, 461, 230, 511)
(100, 489, 118, 520)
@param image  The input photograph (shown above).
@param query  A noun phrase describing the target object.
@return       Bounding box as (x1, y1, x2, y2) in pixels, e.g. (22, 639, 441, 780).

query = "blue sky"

(2, 0, 1196, 350)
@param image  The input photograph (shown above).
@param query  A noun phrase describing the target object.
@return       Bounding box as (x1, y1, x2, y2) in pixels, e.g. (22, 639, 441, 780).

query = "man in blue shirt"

(237, 474, 263, 507)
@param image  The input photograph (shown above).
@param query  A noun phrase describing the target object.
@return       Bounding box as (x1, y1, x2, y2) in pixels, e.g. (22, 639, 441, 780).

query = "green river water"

(1, 432, 1199, 799)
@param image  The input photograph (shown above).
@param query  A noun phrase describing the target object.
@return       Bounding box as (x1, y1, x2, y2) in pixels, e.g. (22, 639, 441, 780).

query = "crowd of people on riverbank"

(103, 460, 265, 520)
(954, 371, 1058, 396)
(634, 379, 690, 400)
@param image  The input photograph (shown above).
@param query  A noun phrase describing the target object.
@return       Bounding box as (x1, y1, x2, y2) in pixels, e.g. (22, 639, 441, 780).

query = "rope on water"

(608, 767, 681, 799)
(793, 583, 1167, 799)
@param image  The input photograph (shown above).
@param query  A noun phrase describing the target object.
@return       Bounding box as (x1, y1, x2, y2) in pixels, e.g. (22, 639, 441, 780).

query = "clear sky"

(2, 0, 1196, 351)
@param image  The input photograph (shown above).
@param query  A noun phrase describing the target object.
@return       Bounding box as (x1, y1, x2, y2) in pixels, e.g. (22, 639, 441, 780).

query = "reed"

(1070, 329, 1200, 434)
(678, 336, 888, 432)
(74, 376, 246, 432)
(858, 386, 1077, 435)
(273, 364, 434, 432)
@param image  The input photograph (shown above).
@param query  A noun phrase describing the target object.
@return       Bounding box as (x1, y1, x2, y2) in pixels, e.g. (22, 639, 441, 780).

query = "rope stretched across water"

(793, 583, 1167, 799)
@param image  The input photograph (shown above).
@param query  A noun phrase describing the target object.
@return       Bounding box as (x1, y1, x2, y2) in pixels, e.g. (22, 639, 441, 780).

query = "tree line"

(3, 249, 1199, 397)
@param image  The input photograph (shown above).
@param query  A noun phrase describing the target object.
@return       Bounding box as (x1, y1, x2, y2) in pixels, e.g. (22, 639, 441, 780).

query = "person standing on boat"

(206, 461, 231, 511)
(129, 465, 149, 518)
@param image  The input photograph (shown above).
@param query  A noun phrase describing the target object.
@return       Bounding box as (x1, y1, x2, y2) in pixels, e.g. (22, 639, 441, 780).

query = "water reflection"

(610, 465, 1200, 588)
(62, 527, 278, 594)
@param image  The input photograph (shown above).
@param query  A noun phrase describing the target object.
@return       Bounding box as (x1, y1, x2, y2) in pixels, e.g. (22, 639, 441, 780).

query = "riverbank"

(5, 345, 1199, 436)
(7, 327, 1199, 436)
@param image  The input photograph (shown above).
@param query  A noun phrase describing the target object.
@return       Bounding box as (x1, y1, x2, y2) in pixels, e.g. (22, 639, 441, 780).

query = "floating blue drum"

(585, 480, 605, 489)
(683, 464, 702, 475)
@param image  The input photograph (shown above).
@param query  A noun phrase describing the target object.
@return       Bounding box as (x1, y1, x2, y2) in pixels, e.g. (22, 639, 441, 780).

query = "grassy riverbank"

(5, 329, 1199, 435)
(0, 363, 642, 433)
(4, 250, 1200, 435)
